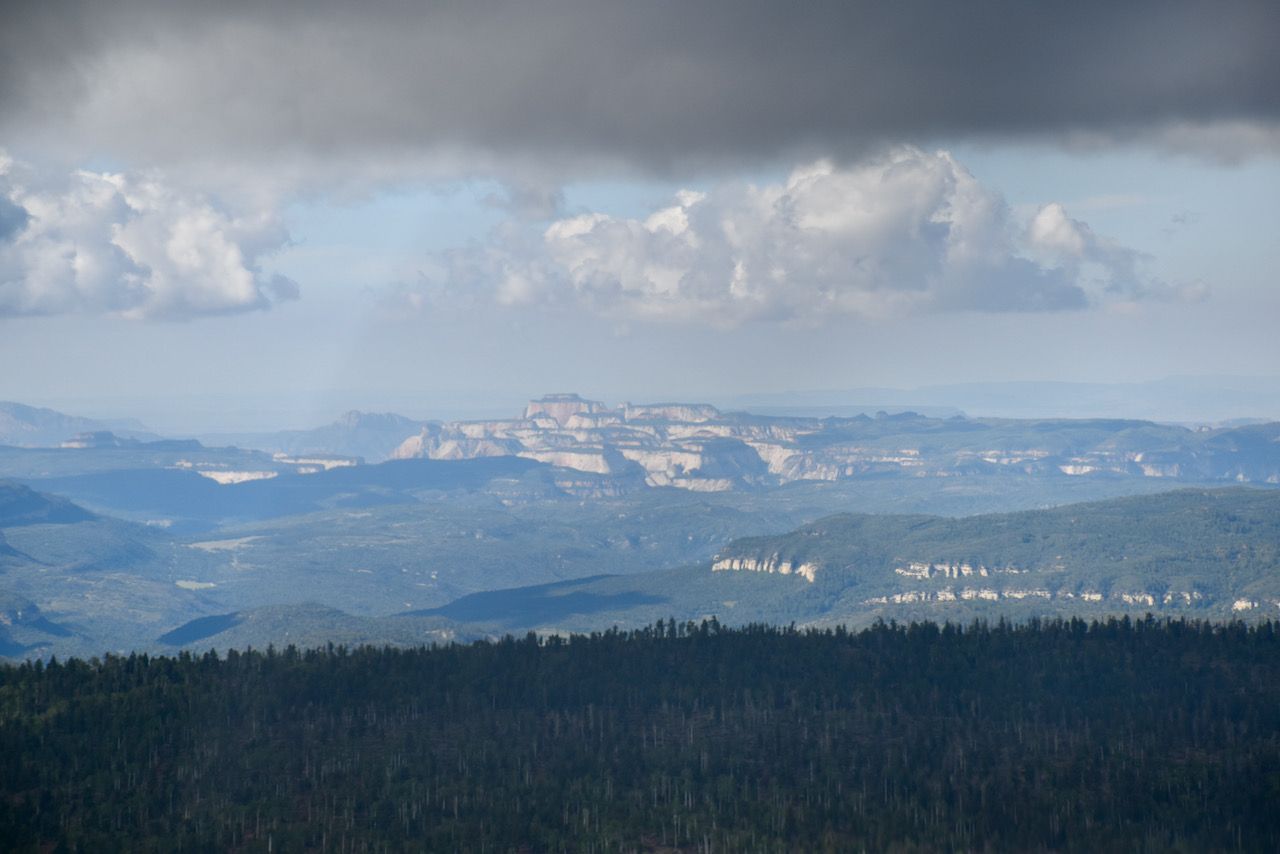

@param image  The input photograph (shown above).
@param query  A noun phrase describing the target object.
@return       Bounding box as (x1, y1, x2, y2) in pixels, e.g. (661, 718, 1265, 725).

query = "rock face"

(695, 490, 1280, 624)
(712, 555, 819, 583)
(391, 395, 1280, 492)
(524, 393, 607, 426)
(624, 402, 720, 423)
(394, 396, 771, 491)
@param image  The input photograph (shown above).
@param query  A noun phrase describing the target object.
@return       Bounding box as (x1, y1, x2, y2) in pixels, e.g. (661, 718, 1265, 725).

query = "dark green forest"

(3, 619, 1279, 852)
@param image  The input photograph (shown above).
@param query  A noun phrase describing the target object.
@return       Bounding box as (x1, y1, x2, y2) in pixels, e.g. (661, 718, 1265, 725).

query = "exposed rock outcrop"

(712, 555, 818, 583)
(524, 393, 606, 426)
(390, 394, 1280, 492)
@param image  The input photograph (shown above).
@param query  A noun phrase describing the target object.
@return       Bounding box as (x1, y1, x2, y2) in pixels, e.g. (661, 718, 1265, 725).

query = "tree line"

(2, 616, 1279, 851)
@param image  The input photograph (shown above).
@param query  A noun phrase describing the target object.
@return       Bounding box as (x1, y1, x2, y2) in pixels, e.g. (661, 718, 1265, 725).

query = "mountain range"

(9, 394, 1280, 492)
(726, 376, 1280, 423)
(390, 393, 1280, 491)
(2, 393, 1280, 661)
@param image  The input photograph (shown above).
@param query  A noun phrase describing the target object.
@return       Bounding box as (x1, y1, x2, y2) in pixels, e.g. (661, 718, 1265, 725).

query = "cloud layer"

(0, 155, 295, 320)
(413, 148, 1185, 325)
(2, 0, 1278, 179)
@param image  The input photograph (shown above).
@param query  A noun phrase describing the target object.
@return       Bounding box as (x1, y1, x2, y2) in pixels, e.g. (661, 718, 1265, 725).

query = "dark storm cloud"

(2, 0, 1278, 174)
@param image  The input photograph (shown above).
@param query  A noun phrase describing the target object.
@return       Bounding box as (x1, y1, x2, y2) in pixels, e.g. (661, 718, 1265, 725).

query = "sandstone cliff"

(389, 395, 1280, 493)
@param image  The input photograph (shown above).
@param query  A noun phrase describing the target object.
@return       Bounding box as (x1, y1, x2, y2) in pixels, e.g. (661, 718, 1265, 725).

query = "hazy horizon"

(5, 374, 1280, 435)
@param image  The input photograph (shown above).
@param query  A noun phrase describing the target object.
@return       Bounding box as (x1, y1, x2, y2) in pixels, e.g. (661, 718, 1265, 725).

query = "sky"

(1, 0, 1278, 431)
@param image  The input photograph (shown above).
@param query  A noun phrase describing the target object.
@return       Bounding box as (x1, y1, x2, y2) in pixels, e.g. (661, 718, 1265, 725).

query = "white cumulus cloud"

(0, 155, 295, 320)
(454, 147, 1180, 325)
(1026, 202, 1203, 303)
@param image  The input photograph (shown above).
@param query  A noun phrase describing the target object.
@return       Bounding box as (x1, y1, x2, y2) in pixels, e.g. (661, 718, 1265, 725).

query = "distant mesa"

(624, 402, 721, 423)
(17, 395, 1280, 500)
(0, 401, 158, 448)
(60, 431, 203, 452)
(60, 431, 139, 449)
(523, 393, 608, 426)
(168, 451, 359, 485)
(336, 410, 411, 429)
(390, 393, 1280, 493)
(270, 453, 359, 474)
(183, 467, 279, 485)
(395, 393, 765, 492)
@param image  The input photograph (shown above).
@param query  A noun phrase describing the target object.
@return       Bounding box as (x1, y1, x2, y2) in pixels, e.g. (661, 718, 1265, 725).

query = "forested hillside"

(710, 486, 1280, 614)
(393, 487, 1280, 640)
(3, 619, 1278, 851)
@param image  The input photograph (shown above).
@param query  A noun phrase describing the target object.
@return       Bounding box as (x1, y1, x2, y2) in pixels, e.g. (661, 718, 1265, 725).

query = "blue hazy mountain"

(25, 456, 551, 528)
(0, 401, 158, 448)
(727, 377, 1280, 423)
(198, 411, 433, 462)
(0, 480, 95, 526)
